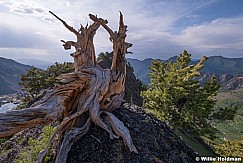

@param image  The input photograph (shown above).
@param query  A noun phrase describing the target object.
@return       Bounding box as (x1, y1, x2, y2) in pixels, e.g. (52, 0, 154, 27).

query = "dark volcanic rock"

(67, 103, 197, 163)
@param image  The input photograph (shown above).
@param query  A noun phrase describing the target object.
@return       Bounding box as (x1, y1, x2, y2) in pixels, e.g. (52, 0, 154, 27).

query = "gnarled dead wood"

(0, 11, 136, 163)
(49, 11, 103, 70)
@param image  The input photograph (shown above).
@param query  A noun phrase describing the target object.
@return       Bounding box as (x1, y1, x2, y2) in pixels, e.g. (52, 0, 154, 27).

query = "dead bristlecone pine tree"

(0, 11, 137, 163)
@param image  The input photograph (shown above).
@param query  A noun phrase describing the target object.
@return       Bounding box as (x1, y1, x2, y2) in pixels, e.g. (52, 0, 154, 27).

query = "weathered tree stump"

(0, 11, 137, 163)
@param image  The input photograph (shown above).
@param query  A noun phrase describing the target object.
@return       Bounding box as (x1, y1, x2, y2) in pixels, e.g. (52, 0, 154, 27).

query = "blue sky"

(0, 0, 243, 62)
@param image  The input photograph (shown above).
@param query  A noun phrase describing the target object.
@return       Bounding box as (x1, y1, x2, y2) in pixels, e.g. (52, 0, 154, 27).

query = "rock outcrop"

(67, 103, 197, 163)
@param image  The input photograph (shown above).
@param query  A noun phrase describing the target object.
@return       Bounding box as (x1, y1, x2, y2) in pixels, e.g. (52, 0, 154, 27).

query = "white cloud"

(10, 0, 45, 14)
(172, 16, 243, 57)
(0, 0, 242, 61)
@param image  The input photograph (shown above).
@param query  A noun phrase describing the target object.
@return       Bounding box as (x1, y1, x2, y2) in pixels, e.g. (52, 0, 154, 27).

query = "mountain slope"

(126, 58, 153, 85)
(0, 57, 31, 95)
(203, 56, 243, 75)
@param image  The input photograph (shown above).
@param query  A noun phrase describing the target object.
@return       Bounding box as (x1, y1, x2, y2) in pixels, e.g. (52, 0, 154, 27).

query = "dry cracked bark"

(0, 11, 137, 163)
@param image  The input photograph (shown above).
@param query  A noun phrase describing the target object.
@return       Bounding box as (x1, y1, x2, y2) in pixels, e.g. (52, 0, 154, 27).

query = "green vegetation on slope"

(210, 88, 243, 144)
(214, 136, 243, 158)
(15, 126, 55, 163)
(176, 129, 215, 157)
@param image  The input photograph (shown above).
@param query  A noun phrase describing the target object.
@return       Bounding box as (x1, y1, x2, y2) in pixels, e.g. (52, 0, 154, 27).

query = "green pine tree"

(19, 62, 74, 98)
(141, 50, 222, 138)
(19, 67, 45, 98)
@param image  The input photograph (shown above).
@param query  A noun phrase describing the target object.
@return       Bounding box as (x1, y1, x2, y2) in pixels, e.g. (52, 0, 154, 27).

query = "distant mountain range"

(0, 57, 31, 95)
(16, 59, 54, 70)
(0, 56, 243, 95)
(127, 56, 243, 90)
